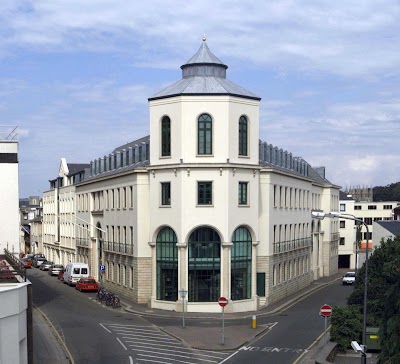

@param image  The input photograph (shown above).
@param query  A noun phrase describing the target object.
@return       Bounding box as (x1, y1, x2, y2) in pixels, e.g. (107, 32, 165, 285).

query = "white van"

(63, 262, 89, 286)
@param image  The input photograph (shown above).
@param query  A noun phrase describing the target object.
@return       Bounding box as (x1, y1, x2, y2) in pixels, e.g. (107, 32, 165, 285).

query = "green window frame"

(231, 227, 252, 300)
(188, 227, 221, 302)
(198, 114, 212, 155)
(161, 116, 171, 157)
(239, 116, 248, 156)
(198, 181, 212, 205)
(161, 182, 171, 206)
(239, 182, 248, 205)
(156, 227, 178, 301)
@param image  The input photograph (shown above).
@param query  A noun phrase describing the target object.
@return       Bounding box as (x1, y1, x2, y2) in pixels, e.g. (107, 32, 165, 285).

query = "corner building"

(60, 39, 339, 313)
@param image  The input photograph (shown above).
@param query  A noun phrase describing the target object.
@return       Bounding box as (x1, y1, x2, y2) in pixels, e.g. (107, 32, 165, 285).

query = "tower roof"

(149, 37, 260, 101)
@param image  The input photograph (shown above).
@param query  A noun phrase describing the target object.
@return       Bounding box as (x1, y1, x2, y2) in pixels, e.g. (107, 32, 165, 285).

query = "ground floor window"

(188, 227, 221, 302)
(231, 226, 252, 300)
(156, 227, 178, 301)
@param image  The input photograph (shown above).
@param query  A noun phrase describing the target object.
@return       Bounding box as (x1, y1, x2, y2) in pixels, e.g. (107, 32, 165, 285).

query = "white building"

(0, 126, 20, 254)
(338, 190, 399, 269)
(42, 39, 340, 313)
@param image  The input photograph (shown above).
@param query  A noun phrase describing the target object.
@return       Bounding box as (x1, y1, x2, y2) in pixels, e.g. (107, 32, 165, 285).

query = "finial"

(203, 33, 206, 42)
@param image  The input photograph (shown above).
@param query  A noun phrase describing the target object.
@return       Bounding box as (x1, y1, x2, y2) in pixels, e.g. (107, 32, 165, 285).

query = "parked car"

(40, 261, 54, 271)
(33, 257, 47, 268)
(20, 258, 31, 269)
(63, 262, 90, 286)
(342, 271, 356, 285)
(75, 277, 99, 292)
(58, 269, 65, 281)
(48, 264, 64, 276)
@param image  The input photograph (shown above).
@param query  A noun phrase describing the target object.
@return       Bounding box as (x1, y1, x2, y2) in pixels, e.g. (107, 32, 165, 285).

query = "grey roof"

(113, 135, 150, 153)
(149, 39, 260, 101)
(376, 221, 400, 236)
(339, 190, 354, 200)
(67, 163, 90, 175)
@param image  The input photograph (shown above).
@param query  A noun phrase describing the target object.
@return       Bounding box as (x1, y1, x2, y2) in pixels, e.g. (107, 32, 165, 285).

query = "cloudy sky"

(1, 1, 399, 197)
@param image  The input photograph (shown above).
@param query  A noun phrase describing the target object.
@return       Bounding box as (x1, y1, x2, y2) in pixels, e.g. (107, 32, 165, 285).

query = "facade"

(19, 196, 42, 254)
(338, 191, 399, 269)
(42, 40, 340, 313)
(372, 220, 400, 247)
(0, 126, 19, 254)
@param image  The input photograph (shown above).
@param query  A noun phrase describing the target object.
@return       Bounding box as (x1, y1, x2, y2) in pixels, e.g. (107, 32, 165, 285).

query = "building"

(19, 196, 42, 254)
(42, 39, 340, 313)
(0, 126, 20, 254)
(372, 220, 400, 247)
(338, 191, 399, 269)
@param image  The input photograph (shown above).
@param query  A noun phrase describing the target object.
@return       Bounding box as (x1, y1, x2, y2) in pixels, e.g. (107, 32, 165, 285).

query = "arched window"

(161, 116, 171, 157)
(156, 227, 178, 301)
(198, 114, 212, 155)
(239, 116, 248, 156)
(188, 227, 220, 302)
(231, 227, 252, 300)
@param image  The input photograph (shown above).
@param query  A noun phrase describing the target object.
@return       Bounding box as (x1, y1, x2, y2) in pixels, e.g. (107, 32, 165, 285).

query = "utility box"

(366, 327, 381, 351)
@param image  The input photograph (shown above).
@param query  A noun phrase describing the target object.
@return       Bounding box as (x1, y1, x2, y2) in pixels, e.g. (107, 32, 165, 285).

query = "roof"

(376, 221, 400, 236)
(67, 163, 90, 175)
(149, 38, 260, 101)
(339, 190, 354, 200)
(112, 135, 150, 153)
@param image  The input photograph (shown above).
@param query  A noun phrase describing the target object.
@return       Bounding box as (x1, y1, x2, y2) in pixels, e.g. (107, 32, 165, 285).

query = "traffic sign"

(100, 264, 106, 272)
(218, 297, 228, 307)
(320, 304, 332, 317)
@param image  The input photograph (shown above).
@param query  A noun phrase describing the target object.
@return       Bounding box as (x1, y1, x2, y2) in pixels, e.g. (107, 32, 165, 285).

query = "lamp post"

(311, 211, 369, 364)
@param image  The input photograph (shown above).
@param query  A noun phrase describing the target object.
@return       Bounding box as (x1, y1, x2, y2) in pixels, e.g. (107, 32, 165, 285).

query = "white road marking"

(117, 337, 127, 350)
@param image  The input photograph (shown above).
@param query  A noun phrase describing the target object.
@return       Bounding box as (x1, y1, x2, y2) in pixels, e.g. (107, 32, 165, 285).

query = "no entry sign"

(320, 304, 332, 317)
(218, 297, 228, 307)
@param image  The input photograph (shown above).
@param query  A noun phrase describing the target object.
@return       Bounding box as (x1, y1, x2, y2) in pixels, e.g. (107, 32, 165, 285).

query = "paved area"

(33, 270, 378, 363)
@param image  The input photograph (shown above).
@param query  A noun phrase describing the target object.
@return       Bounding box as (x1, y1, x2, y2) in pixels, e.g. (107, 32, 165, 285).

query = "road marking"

(99, 323, 112, 333)
(117, 337, 127, 350)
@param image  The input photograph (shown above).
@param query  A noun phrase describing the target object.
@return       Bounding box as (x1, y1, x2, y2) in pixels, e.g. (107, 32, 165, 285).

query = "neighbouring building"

(0, 126, 20, 254)
(338, 190, 399, 269)
(372, 220, 400, 247)
(42, 39, 340, 313)
(19, 196, 42, 254)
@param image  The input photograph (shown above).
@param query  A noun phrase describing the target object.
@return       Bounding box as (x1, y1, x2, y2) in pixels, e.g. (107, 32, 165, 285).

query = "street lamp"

(311, 210, 369, 364)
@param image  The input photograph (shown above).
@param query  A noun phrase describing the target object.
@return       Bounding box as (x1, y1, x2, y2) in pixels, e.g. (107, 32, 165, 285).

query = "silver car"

(40, 261, 54, 271)
(342, 271, 356, 285)
(48, 264, 64, 276)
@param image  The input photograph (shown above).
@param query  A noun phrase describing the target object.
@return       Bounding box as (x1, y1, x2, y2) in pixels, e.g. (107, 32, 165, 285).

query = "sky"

(1, 1, 399, 198)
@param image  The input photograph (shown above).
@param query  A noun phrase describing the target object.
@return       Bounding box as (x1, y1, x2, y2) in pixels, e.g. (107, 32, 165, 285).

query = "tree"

(330, 306, 362, 352)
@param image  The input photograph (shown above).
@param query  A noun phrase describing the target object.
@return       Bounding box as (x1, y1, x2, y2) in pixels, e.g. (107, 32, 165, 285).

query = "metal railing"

(103, 242, 133, 255)
(76, 238, 90, 247)
(273, 237, 312, 254)
(1, 249, 25, 281)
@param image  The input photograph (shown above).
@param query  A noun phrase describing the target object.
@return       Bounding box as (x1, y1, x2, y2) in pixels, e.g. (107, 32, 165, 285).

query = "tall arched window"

(231, 227, 252, 300)
(188, 227, 220, 302)
(239, 116, 248, 156)
(156, 227, 178, 301)
(161, 116, 171, 157)
(198, 114, 212, 155)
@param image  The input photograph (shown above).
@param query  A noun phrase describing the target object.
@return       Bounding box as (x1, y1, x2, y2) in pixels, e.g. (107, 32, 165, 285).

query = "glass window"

(383, 205, 392, 210)
(198, 182, 212, 205)
(188, 227, 221, 302)
(340, 237, 345, 245)
(198, 114, 212, 155)
(161, 116, 171, 157)
(368, 205, 377, 210)
(340, 221, 345, 228)
(339, 204, 345, 211)
(239, 182, 248, 205)
(239, 116, 248, 156)
(355, 205, 362, 210)
(161, 182, 171, 206)
(156, 227, 178, 301)
(231, 227, 252, 300)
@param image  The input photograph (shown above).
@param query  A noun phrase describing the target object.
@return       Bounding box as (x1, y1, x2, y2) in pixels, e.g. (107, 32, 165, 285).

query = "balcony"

(273, 237, 312, 254)
(76, 238, 90, 248)
(103, 242, 133, 255)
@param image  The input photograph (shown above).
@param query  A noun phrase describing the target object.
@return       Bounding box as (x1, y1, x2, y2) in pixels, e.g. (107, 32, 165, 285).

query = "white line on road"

(99, 323, 112, 333)
(117, 337, 127, 350)
(219, 351, 239, 364)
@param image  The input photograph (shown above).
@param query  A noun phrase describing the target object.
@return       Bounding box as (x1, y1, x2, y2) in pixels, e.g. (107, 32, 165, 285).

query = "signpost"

(179, 289, 188, 328)
(320, 304, 332, 345)
(218, 297, 228, 345)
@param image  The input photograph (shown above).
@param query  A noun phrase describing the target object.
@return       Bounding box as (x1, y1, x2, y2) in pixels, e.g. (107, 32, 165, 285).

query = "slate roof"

(339, 190, 354, 200)
(376, 221, 400, 236)
(149, 39, 260, 101)
(67, 163, 90, 175)
(112, 135, 150, 153)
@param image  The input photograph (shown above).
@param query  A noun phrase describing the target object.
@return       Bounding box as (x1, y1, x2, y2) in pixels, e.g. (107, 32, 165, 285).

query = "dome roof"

(149, 37, 261, 101)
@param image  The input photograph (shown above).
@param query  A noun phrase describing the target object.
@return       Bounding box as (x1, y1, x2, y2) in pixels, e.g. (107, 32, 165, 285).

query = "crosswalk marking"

(100, 323, 233, 364)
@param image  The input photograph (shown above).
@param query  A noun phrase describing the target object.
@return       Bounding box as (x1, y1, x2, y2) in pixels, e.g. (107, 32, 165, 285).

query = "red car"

(20, 258, 31, 269)
(75, 277, 99, 292)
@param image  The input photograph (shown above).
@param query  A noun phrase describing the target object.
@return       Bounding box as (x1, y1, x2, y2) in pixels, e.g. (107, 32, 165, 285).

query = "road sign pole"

(221, 306, 225, 345)
(325, 315, 327, 345)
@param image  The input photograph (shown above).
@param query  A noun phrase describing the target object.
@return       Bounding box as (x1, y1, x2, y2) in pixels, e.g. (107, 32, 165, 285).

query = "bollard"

(252, 315, 257, 329)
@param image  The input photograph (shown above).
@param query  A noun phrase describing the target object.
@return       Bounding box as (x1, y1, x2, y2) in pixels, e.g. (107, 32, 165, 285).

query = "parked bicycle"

(96, 288, 121, 308)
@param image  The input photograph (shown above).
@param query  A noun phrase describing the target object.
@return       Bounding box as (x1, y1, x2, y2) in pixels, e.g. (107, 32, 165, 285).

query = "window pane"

(239, 116, 248, 156)
(161, 116, 171, 157)
(239, 182, 248, 205)
(198, 182, 212, 205)
(161, 182, 171, 205)
(198, 114, 212, 155)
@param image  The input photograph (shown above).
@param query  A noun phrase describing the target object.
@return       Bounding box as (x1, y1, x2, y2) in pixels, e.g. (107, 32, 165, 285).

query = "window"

(161, 116, 171, 157)
(161, 182, 171, 206)
(368, 205, 377, 210)
(383, 205, 393, 210)
(364, 218, 372, 225)
(198, 114, 212, 155)
(355, 205, 362, 210)
(238, 182, 248, 205)
(340, 221, 345, 228)
(238, 116, 248, 156)
(339, 204, 346, 212)
(340, 237, 345, 245)
(198, 182, 212, 205)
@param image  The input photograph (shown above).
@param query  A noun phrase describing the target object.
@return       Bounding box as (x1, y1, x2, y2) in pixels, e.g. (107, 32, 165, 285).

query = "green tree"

(330, 306, 363, 352)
